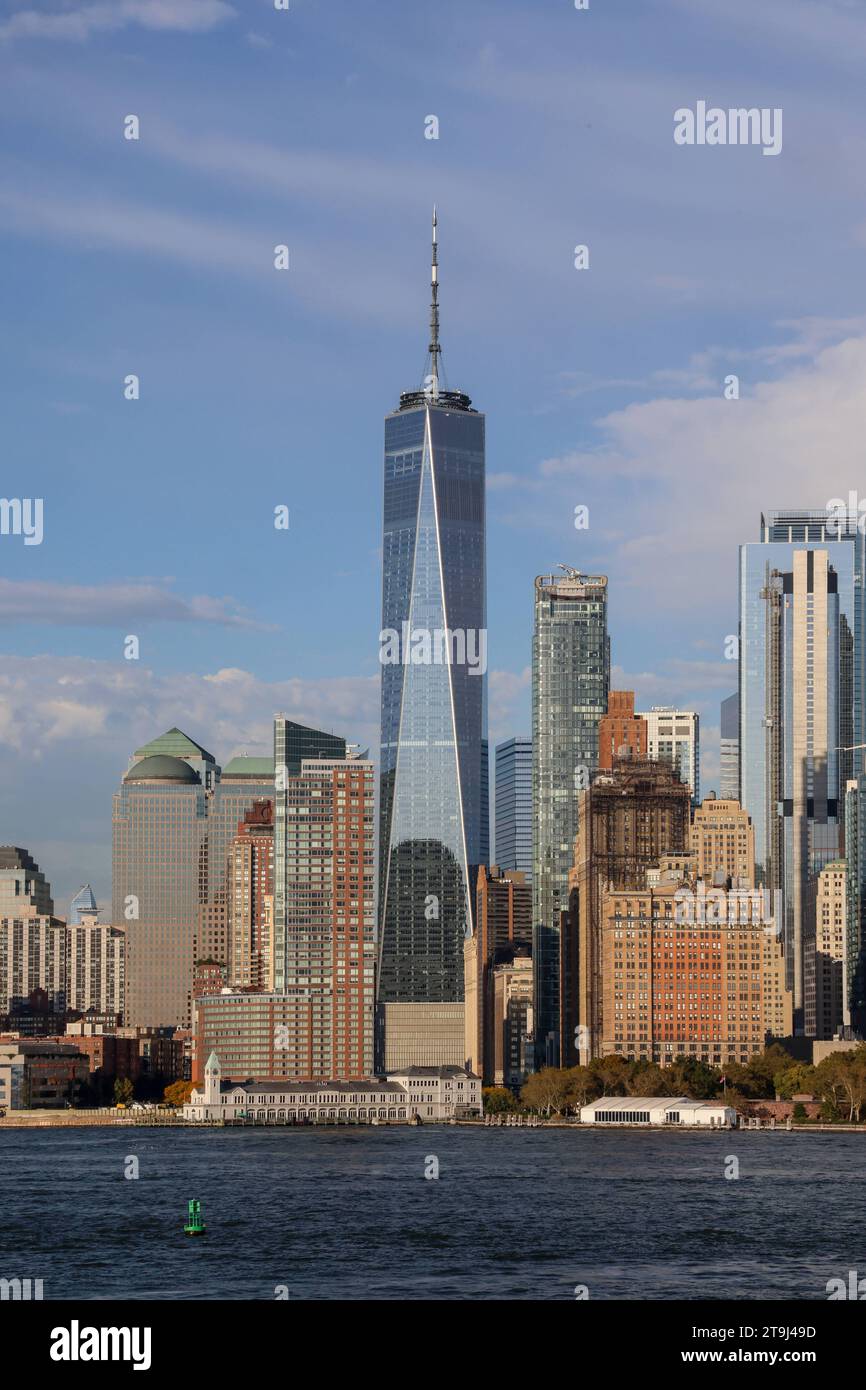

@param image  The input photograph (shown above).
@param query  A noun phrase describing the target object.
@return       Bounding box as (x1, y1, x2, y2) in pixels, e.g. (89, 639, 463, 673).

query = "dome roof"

(125, 754, 200, 784)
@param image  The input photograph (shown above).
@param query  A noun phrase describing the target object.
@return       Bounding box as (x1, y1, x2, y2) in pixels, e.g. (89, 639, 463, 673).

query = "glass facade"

(378, 395, 487, 1005)
(845, 775, 866, 1034)
(720, 692, 739, 801)
(532, 570, 610, 1065)
(495, 737, 533, 881)
(740, 512, 865, 1031)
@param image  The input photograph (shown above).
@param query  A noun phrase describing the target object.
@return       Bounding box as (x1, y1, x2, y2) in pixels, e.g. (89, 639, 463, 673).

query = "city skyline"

(5, 0, 865, 907)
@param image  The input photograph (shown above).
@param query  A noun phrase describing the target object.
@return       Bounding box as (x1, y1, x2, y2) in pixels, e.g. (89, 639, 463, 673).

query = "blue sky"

(2, 0, 866, 909)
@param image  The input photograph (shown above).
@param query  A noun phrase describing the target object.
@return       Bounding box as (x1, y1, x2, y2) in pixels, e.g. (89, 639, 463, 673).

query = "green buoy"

(184, 1199, 205, 1236)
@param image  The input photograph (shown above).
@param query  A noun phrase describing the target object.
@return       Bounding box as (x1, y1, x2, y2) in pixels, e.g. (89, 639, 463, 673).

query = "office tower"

(639, 707, 700, 802)
(69, 884, 97, 925)
(569, 757, 690, 1064)
(463, 866, 531, 1079)
(378, 212, 487, 1065)
(740, 510, 866, 1033)
(492, 947, 534, 1088)
(0, 847, 53, 917)
(533, 568, 610, 1066)
(113, 742, 209, 1028)
(845, 775, 866, 1034)
(691, 795, 755, 884)
(720, 692, 739, 801)
(227, 799, 274, 992)
(805, 859, 846, 1041)
(494, 738, 533, 881)
(112, 728, 277, 1029)
(598, 691, 647, 770)
(273, 747, 376, 1078)
(66, 917, 125, 1018)
(597, 867, 780, 1067)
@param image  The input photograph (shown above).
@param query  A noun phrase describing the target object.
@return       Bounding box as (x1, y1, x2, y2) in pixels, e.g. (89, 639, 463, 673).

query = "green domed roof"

(126, 754, 200, 784)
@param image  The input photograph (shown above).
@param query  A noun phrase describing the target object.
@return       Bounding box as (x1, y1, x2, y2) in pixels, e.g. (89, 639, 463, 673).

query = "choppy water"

(0, 1127, 861, 1299)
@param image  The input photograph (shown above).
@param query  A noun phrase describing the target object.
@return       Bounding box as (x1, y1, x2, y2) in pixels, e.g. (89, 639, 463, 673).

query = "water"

(0, 1126, 862, 1300)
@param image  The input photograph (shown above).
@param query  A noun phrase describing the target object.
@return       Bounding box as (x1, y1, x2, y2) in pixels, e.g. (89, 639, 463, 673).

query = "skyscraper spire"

(427, 205, 440, 399)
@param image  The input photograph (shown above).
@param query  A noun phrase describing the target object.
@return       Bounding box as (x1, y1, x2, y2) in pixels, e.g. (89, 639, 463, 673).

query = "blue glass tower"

(378, 212, 487, 1007)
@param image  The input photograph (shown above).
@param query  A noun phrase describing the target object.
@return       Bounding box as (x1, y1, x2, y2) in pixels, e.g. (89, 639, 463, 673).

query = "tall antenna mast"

(427, 205, 440, 400)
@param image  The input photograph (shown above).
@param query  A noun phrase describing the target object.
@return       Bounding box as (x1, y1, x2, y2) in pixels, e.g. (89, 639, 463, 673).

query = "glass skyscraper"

(532, 568, 610, 1065)
(495, 738, 533, 882)
(378, 212, 487, 1012)
(740, 510, 866, 1032)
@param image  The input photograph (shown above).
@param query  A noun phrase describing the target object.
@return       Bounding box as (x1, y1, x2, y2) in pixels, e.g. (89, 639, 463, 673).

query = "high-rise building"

(112, 728, 275, 1029)
(639, 707, 700, 803)
(568, 757, 690, 1064)
(598, 692, 647, 770)
(533, 568, 610, 1066)
(740, 510, 866, 1033)
(845, 775, 866, 1035)
(0, 847, 53, 917)
(691, 795, 755, 885)
(377, 212, 487, 1065)
(598, 869, 785, 1066)
(807, 859, 846, 1041)
(494, 738, 532, 882)
(66, 916, 125, 1018)
(0, 913, 66, 1014)
(720, 693, 739, 801)
(227, 799, 274, 992)
(491, 947, 534, 1089)
(463, 866, 531, 1081)
(69, 884, 97, 925)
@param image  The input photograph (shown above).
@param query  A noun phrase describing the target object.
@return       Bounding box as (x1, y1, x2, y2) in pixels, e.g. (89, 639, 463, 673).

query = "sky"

(1, 0, 865, 911)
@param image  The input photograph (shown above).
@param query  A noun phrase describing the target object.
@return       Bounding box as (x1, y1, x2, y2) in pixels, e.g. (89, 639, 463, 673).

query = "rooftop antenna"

(427, 206, 440, 401)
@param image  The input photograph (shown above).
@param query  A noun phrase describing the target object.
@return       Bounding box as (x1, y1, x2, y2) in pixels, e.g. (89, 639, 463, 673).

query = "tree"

(667, 1057, 718, 1100)
(563, 1066, 599, 1110)
(626, 1063, 668, 1097)
(114, 1077, 134, 1106)
(520, 1068, 570, 1116)
(774, 1064, 815, 1100)
(792, 1102, 808, 1123)
(163, 1080, 195, 1108)
(746, 1043, 795, 1096)
(482, 1087, 516, 1115)
(589, 1054, 630, 1096)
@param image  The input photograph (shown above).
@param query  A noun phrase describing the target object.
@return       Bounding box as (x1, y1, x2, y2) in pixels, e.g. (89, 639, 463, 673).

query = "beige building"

(492, 949, 533, 1087)
(806, 860, 846, 1040)
(0, 912, 67, 1013)
(66, 914, 125, 1017)
(691, 796, 755, 885)
(379, 1002, 465, 1071)
(599, 871, 790, 1067)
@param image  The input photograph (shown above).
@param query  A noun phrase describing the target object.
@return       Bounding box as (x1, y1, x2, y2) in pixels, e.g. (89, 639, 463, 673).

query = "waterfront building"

(720, 692, 739, 801)
(0, 1038, 88, 1110)
(183, 1051, 481, 1122)
(806, 860, 846, 1041)
(0, 847, 53, 917)
(377, 212, 487, 1070)
(569, 757, 690, 1064)
(691, 795, 756, 885)
(533, 568, 610, 1067)
(638, 707, 700, 803)
(578, 1096, 736, 1127)
(494, 738, 532, 881)
(598, 692, 647, 770)
(740, 511, 866, 1034)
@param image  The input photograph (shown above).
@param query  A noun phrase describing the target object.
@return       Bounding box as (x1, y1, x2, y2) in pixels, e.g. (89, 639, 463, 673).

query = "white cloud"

(0, 0, 235, 42)
(0, 578, 267, 629)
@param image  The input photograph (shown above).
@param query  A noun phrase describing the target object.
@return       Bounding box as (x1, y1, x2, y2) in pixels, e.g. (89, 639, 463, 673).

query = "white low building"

(182, 1053, 481, 1123)
(579, 1096, 736, 1128)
